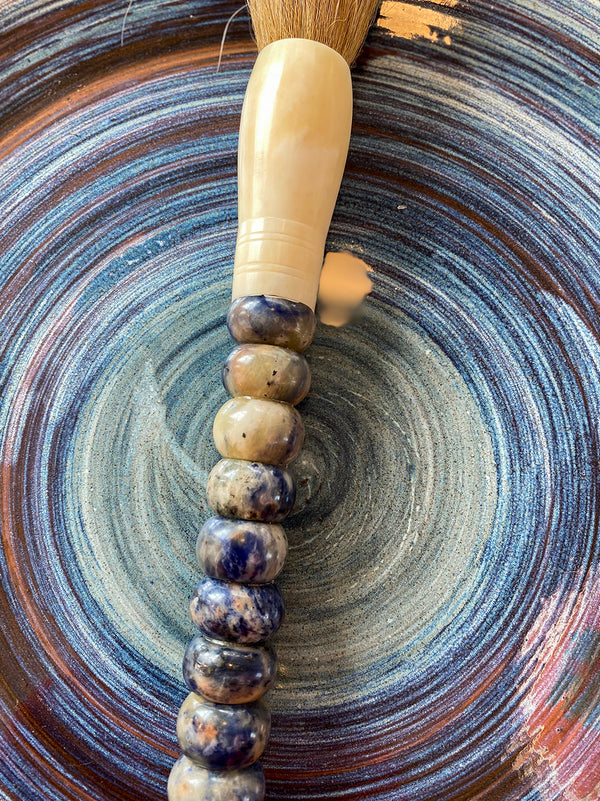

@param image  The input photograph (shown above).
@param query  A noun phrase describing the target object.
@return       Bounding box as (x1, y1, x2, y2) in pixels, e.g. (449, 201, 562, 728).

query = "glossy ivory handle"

(233, 38, 353, 310)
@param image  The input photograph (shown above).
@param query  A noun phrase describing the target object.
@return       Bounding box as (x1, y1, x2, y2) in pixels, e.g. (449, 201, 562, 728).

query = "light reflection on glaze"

(511, 568, 600, 800)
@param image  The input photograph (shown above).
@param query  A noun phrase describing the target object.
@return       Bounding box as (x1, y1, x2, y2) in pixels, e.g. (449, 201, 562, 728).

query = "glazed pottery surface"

(1, 1, 599, 799)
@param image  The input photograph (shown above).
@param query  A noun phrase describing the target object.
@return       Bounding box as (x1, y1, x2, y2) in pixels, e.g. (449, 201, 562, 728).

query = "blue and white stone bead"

(183, 635, 277, 704)
(227, 295, 316, 352)
(197, 517, 288, 584)
(176, 692, 270, 770)
(168, 757, 265, 801)
(206, 459, 295, 522)
(190, 577, 285, 644)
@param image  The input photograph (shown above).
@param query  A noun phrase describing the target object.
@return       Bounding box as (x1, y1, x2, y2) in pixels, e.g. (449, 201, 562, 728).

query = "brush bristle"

(246, 0, 381, 64)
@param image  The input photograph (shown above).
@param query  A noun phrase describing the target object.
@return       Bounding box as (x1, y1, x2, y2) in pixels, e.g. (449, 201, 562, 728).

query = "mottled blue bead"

(190, 577, 284, 644)
(227, 295, 316, 352)
(168, 757, 265, 801)
(197, 517, 287, 583)
(183, 635, 277, 704)
(176, 692, 270, 770)
(207, 459, 295, 522)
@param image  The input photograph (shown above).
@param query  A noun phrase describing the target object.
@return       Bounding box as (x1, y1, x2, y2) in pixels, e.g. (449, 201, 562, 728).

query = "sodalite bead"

(190, 577, 284, 644)
(213, 397, 304, 466)
(207, 459, 295, 522)
(183, 635, 277, 704)
(223, 344, 311, 406)
(176, 692, 270, 770)
(168, 757, 265, 801)
(227, 295, 316, 352)
(197, 517, 288, 583)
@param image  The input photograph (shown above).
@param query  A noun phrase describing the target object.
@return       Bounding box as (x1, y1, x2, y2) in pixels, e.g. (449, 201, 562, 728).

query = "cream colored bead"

(223, 344, 311, 405)
(213, 397, 304, 466)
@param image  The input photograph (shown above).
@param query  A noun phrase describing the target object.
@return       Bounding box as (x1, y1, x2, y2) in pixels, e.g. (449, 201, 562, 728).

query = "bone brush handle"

(169, 39, 353, 801)
(234, 38, 353, 309)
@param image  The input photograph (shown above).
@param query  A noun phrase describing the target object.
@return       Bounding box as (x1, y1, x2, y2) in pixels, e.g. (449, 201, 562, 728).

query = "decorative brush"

(168, 2, 380, 799)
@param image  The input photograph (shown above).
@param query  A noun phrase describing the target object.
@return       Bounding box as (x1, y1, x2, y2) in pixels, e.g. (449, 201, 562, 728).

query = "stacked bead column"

(168, 295, 316, 801)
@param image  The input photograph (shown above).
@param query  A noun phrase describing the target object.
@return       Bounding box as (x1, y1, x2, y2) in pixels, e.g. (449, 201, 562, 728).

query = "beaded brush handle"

(168, 39, 353, 801)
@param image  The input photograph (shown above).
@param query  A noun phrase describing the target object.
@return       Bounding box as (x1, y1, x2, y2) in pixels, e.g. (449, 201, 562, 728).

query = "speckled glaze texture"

(223, 344, 311, 405)
(197, 517, 288, 583)
(183, 635, 277, 704)
(228, 296, 316, 352)
(207, 459, 295, 522)
(190, 577, 284, 644)
(213, 397, 304, 465)
(2, 1, 600, 800)
(176, 692, 270, 769)
(168, 757, 265, 801)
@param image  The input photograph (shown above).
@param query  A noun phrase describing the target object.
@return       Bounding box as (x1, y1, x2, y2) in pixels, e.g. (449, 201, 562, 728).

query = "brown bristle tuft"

(246, 0, 381, 64)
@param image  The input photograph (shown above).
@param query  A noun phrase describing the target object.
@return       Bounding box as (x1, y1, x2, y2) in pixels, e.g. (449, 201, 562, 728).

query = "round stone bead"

(176, 692, 270, 770)
(190, 577, 284, 644)
(183, 635, 277, 704)
(197, 517, 288, 583)
(168, 757, 265, 801)
(227, 295, 316, 352)
(207, 459, 295, 523)
(223, 344, 311, 406)
(213, 397, 304, 466)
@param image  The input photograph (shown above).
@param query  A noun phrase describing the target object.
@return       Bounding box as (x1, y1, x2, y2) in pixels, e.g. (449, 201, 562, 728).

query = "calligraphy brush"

(169, 1, 380, 799)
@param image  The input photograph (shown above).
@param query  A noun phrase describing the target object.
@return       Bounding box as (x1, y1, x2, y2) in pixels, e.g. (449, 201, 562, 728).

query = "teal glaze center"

(67, 266, 496, 709)
(278, 300, 497, 708)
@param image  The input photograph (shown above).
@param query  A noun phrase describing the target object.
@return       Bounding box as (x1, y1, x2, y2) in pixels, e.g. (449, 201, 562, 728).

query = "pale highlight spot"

(377, 0, 461, 44)
(317, 251, 373, 327)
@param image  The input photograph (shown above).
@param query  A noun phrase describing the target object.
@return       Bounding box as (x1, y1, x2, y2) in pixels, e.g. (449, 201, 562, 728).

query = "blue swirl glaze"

(197, 517, 288, 583)
(176, 693, 270, 770)
(183, 635, 277, 704)
(190, 577, 285, 644)
(1, 1, 600, 800)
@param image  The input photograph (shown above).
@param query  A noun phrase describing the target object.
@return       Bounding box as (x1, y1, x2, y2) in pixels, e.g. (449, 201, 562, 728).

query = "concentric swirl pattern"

(1, 1, 600, 800)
